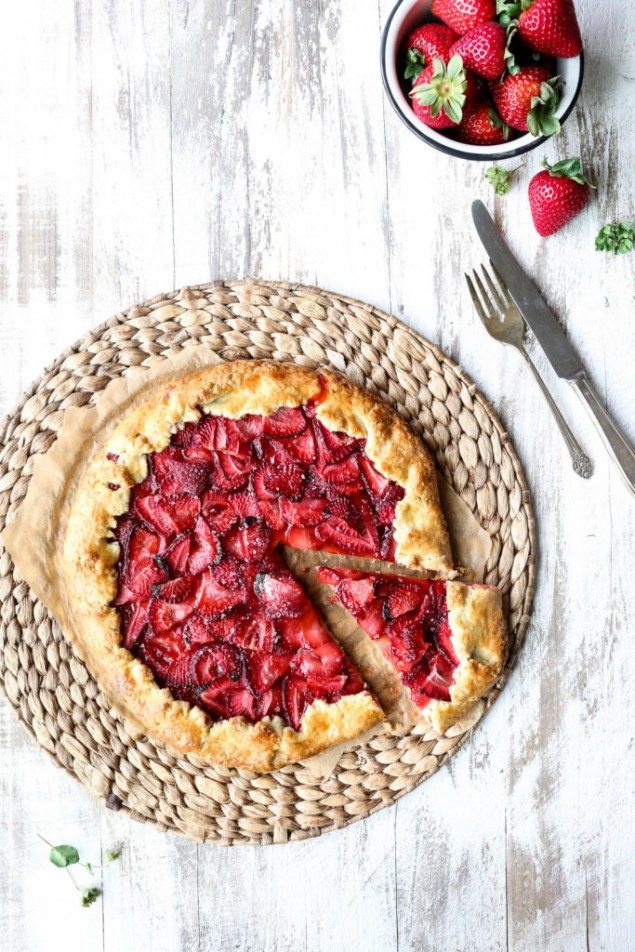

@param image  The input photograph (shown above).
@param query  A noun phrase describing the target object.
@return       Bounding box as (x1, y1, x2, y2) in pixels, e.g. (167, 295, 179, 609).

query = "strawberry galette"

(317, 567, 505, 733)
(62, 361, 460, 770)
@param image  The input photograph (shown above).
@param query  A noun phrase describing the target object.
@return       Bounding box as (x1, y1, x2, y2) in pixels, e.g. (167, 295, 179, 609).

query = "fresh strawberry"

(498, 0, 582, 58)
(490, 65, 561, 134)
(456, 100, 510, 145)
(431, 0, 495, 35)
(528, 156, 593, 236)
(449, 22, 507, 80)
(410, 56, 476, 129)
(404, 24, 458, 81)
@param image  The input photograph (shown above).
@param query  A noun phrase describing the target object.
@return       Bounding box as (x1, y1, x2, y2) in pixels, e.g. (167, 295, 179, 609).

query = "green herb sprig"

(38, 834, 122, 907)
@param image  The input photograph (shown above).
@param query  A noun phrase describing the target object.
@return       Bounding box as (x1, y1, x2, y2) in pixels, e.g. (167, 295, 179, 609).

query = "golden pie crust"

(428, 581, 506, 733)
(61, 361, 453, 771)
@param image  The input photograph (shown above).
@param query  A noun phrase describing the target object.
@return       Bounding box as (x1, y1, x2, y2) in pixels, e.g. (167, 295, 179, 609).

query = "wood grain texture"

(0, 0, 633, 950)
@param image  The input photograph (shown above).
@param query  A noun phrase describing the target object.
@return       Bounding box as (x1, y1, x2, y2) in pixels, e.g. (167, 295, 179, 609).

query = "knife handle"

(570, 375, 635, 495)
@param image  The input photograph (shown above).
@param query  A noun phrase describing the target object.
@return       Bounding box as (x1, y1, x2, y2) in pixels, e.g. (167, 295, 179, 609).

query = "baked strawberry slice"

(291, 642, 343, 679)
(198, 675, 243, 717)
(404, 650, 456, 704)
(201, 491, 239, 534)
(359, 456, 389, 499)
(149, 594, 198, 635)
(278, 427, 317, 464)
(313, 419, 360, 464)
(306, 674, 348, 698)
(385, 583, 424, 619)
(120, 602, 149, 649)
(185, 613, 238, 645)
(231, 615, 277, 652)
(152, 447, 211, 496)
(263, 406, 307, 437)
(190, 643, 243, 685)
(281, 676, 311, 732)
(315, 517, 377, 557)
(320, 456, 359, 485)
(212, 450, 251, 490)
(262, 462, 305, 499)
(135, 492, 200, 536)
(187, 518, 220, 575)
(227, 492, 261, 520)
(117, 527, 167, 601)
(247, 650, 293, 693)
(153, 576, 197, 604)
(165, 535, 191, 574)
(255, 571, 306, 619)
(197, 569, 247, 616)
(140, 631, 186, 679)
(279, 496, 329, 528)
(224, 519, 271, 562)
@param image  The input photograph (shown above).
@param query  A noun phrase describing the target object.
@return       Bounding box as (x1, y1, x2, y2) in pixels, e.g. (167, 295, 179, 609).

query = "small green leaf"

(84, 862, 94, 875)
(485, 166, 514, 196)
(106, 846, 123, 863)
(595, 221, 635, 254)
(445, 55, 463, 80)
(404, 47, 425, 82)
(81, 887, 102, 908)
(50, 845, 80, 868)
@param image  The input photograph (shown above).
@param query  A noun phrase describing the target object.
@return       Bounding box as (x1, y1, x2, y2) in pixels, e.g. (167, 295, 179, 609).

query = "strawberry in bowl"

(381, 0, 584, 160)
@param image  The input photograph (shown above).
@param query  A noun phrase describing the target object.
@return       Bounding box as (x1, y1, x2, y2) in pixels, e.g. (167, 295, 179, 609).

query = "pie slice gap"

(316, 566, 506, 733)
(62, 361, 452, 770)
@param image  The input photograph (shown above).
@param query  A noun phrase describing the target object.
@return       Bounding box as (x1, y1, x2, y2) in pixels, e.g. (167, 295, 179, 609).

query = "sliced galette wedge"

(317, 567, 506, 734)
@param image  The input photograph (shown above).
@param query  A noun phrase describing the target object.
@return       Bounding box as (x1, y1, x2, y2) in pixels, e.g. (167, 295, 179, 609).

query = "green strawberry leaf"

(404, 48, 425, 82)
(542, 157, 595, 187)
(485, 166, 514, 196)
(595, 222, 635, 254)
(81, 887, 102, 909)
(49, 845, 80, 868)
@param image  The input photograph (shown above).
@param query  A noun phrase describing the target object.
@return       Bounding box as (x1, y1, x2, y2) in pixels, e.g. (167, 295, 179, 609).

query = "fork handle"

(518, 349, 593, 478)
(570, 374, 635, 494)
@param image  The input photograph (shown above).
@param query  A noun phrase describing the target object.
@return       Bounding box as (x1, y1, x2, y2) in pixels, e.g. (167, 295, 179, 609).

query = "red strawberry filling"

(317, 567, 460, 708)
(113, 386, 404, 732)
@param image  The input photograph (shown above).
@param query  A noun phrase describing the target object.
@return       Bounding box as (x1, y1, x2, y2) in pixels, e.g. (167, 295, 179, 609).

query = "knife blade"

(471, 200, 584, 381)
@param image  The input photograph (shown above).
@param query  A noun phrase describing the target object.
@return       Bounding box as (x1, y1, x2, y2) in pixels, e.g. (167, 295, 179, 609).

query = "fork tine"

(488, 261, 514, 307)
(464, 273, 491, 325)
(471, 269, 499, 321)
(480, 265, 506, 313)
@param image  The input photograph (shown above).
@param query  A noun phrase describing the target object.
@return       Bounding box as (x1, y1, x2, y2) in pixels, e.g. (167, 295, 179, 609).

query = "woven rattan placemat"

(0, 280, 536, 844)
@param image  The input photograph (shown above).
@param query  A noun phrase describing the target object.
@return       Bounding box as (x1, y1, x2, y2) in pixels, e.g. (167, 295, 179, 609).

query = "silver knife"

(472, 200, 635, 495)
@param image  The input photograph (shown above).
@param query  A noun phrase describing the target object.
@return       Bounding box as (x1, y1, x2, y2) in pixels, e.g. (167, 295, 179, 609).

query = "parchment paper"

(1, 344, 491, 777)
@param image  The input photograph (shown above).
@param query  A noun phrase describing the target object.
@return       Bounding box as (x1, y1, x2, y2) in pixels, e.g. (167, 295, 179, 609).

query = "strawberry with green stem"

(410, 55, 475, 129)
(528, 156, 594, 236)
(456, 101, 510, 145)
(496, 0, 582, 58)
(404, 23, 458, 82)
(491, 65, 562, 134)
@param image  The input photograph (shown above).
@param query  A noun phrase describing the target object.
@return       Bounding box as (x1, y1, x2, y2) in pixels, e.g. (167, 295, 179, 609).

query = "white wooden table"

(1, 2, 633, 950)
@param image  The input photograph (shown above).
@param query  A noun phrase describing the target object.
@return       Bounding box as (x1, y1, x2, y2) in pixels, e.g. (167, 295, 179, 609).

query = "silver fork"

(466, 264, 593, 479)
